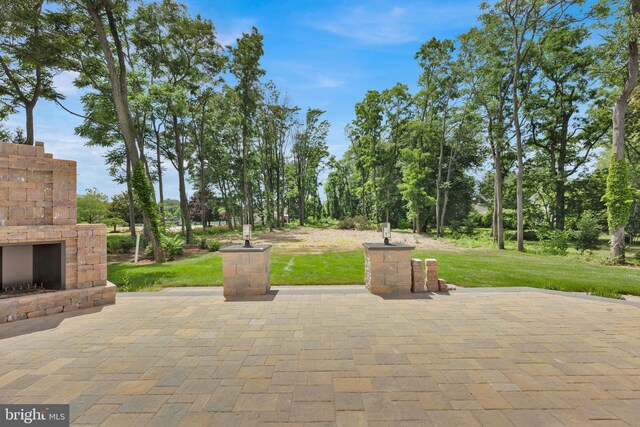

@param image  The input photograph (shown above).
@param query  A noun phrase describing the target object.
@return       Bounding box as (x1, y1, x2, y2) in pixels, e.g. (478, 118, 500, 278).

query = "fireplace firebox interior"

(0, 242, 64, 294)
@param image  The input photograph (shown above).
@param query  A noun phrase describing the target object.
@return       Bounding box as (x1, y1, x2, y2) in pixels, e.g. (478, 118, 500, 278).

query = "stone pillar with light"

(220, 224, 271, 297)
(362, 223, 414, 294)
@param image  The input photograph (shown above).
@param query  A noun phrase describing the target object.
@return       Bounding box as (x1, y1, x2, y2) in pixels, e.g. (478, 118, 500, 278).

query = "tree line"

(1, 0, 639, 263)
(0, 0, 330, 263)
(325, 0, 640, 262)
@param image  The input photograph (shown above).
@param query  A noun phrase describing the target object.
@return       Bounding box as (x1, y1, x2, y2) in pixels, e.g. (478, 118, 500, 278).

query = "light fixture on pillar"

(381, 222, 391, 245)
(243, 224, 252, 248)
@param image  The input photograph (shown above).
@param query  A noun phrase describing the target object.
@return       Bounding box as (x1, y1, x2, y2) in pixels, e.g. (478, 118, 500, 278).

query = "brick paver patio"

(1, 286, 639, 426)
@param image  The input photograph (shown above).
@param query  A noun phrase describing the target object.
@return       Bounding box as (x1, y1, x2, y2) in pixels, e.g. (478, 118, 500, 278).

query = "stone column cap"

(221, 244, 272, 253)
(362, 242, 415, 250)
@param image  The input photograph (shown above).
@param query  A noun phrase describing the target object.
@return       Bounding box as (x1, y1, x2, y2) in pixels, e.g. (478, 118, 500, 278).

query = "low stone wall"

(0, 283, 116, 323)
(221, 244, 271, 297)
(363, 243, 414, 294)
(411, 258, 425, 293)
(425, 258, 439, 291)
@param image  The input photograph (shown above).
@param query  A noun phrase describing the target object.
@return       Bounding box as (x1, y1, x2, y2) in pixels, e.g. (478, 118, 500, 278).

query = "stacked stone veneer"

(221, 244, 271, 297)
(411, 258, 425, 293)
(0, 141, 114, 323)
(0, 283, 116, 322)
(0, 141, 76, 226)
(363, 243, 414, 294)
(425, 258, 439, 291)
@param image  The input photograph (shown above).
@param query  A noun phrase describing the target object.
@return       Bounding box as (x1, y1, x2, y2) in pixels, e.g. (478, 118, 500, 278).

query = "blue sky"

(6, 0, 482, 199)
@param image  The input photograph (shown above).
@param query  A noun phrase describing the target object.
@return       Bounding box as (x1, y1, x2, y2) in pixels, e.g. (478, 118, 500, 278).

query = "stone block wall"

(0, 141, 76, 226)
(0, 224, 107, 290)
(411, 258, 425, 293)
(363, 244, 414, 294)
(425, 259, 439, 291)
(0, 283, 116, 323)
(221, 245, 271, 297)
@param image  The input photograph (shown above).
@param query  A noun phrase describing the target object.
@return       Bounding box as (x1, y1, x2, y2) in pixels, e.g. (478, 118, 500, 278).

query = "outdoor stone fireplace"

(0, 141, 115, 322)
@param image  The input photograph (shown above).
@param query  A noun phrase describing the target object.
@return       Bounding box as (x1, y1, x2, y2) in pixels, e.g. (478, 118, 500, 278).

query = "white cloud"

(310, 2, 478, 46)
(216, 18, 257, 47)
(271, 61, 346, 89)
(316, 74, 345, 88)
(52, 71, 82, 97)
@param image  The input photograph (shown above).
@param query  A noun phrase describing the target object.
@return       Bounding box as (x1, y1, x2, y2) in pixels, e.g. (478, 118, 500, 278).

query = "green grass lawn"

(108, 246, 640, 297)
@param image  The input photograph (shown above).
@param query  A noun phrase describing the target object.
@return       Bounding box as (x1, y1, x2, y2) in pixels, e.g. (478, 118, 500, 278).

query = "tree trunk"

(435, 109, 447, 237)
(386, 188, 390, 223)
(361, 175, 366, 217)
(513, 46, 525, 252)
(609, 0, 640, 260)
(494, 151, 505, 250)
(126, 154, 136, 238)
(85, 0, 164, 262)
(173, 115, 193, 243)
(242, 120, 249, 226)
(25, 102, 35, 146)
(492, 191, 497, 241)
(154, 124, 165, 223)
(555, 178, 565, 231)
(200, 155, 207, 230)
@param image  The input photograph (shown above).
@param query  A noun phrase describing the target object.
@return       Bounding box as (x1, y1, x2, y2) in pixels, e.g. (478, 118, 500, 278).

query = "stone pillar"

(411, 258, 425, 293)
(425, 258, 439, 291)
(363, 243, 414, 294)
(221, 244, 271, 297)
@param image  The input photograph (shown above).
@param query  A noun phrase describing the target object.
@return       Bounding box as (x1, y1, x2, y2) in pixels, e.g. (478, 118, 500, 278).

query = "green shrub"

(449, 220, 462, 234)
(502, 209, 517, 230)
(207, 239, 221, 252)
(536, 229, 569, 256)
(198, 237, 207, 250)
(479, 211, 493, 228)
(162, 235, 184, 260)
(107, 235, 136, 254)
(573, 211, 601, 253)
(397, 218, 413, 230)
(337, 217, 356, 229)
(144, 243, 154, 257)
(144, 234, 185, 260)
(336, 216, 373, 230)
(463, 216, 476, 236)
(353, 215, 372, 230)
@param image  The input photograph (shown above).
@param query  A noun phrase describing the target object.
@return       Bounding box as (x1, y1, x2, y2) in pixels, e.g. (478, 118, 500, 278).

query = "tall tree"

(228, 27, 265, 226)
(292, 109, 329, 225)
(134, 0, 223, 243)
(257, 82, 298, 230)
(493, 0, 579, 251)
(66, 0, 165, 262)
(525, 22, 607, 230)
(347, 90, 384, 219)
(415, 38, 461, 236)
(600, 0, 640, 261)
(0, 0, 66, 144)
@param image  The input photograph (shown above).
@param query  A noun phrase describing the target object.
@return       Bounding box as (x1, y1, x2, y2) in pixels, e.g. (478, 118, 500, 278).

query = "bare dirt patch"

(108, 227, 453, 262)
(252, 227, 453, 251)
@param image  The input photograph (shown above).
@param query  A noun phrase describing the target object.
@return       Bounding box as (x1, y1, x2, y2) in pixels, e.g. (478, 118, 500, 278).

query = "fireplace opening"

(0, 242, 64, 298)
